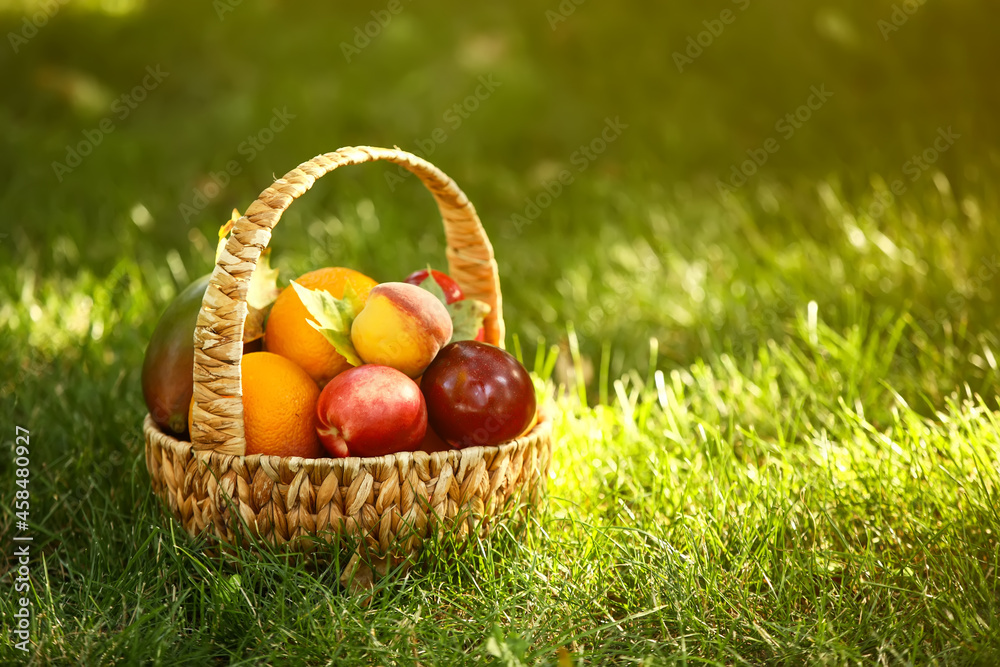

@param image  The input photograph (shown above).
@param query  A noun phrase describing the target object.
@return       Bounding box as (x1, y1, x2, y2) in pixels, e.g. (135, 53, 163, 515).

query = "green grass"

(3, 0, 1000, 664)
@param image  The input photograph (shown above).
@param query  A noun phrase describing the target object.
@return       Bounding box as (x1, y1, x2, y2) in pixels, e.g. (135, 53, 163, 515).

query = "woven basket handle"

(190, 146, 504, 456)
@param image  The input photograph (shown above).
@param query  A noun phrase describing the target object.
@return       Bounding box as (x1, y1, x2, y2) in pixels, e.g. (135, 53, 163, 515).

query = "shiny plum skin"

(421, 341, 536, 448)
(404, 269, 464, 304)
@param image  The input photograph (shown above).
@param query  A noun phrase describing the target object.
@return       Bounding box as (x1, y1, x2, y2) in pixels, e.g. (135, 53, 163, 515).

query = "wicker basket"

(143, 146, 553, 587)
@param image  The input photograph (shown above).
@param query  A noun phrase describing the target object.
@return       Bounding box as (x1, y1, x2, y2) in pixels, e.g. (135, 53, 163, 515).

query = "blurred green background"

(2, 0, 999, 399)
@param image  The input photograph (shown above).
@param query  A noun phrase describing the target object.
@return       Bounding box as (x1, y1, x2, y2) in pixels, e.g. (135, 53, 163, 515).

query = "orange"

(264, 267, 378, 386)
(240, 351, 323, 458)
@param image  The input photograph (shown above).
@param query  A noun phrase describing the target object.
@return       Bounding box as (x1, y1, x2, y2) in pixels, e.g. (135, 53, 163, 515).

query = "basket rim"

(145, 411, 553, 474)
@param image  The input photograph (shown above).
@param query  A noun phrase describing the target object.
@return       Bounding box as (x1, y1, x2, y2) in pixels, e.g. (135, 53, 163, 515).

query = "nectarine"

(316, 364, 427, 458)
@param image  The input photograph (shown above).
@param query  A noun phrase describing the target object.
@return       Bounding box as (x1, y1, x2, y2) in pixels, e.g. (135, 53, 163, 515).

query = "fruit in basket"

(417, 425, 455, 453)
(316, 364, 427, 458)
(142, 274, 212, 436)
(404, 268, 464, 304)
(143, 220, 281, 437)
(404, 267, 488, 342)
(240, 352, 323, 458)
(142, 272, 272, 437)
(421, 341, 537, 448)
(265, 267, 377, 385)
(350, 282, 453, 378)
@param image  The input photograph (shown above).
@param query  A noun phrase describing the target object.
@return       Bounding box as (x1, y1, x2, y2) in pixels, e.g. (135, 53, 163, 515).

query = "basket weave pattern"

(143, 146, 553, 568)
(145, 415, 551, 555)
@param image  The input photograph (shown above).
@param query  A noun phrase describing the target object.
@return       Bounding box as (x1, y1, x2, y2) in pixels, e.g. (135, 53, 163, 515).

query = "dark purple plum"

(421, 341, 536, 448)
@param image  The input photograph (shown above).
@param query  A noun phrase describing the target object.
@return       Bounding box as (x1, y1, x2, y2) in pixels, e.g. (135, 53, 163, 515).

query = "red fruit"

(404, 268, 464, 304)
(421, 341, 536, 449)
(417, 426, 455, 453)
(316, 365, 427, 458)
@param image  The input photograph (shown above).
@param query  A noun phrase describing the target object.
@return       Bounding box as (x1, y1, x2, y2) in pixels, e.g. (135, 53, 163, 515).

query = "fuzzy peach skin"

(350, 282, 453, 378)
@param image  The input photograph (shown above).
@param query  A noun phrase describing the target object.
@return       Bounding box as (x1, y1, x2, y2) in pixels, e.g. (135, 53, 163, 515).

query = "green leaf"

(291, 280, 363, 366)
(413, 269, 490, 342)
(247, 249, 280, 311)
(448, 298, 490, 343)
(416, 271, 449, 306)
(483, 626, 528, 667)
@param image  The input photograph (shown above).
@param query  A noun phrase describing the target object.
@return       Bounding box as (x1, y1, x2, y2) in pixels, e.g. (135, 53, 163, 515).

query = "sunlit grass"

(3, 171, 1000, 663)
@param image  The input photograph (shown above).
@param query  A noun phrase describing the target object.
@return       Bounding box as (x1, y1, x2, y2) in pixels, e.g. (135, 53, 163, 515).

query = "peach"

(350, 282, 453, 378)
(316, 365, 427, 458)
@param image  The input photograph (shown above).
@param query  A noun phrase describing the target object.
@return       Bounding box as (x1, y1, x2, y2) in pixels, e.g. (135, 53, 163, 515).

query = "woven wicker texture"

(144, 146, 553, 578)
(145, 414, 551, 556)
